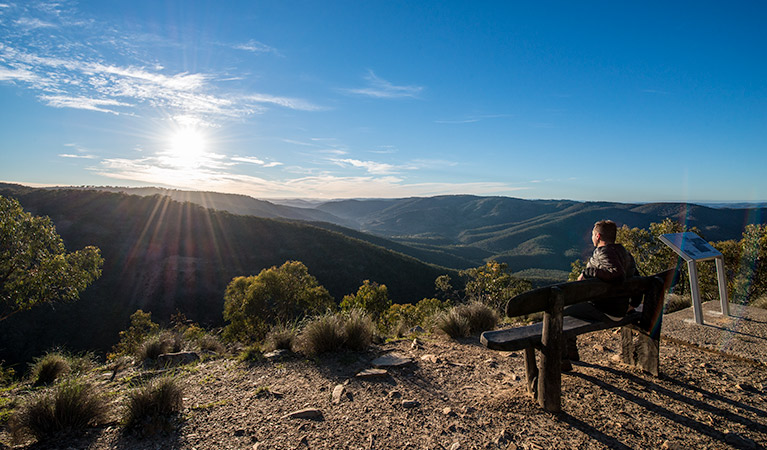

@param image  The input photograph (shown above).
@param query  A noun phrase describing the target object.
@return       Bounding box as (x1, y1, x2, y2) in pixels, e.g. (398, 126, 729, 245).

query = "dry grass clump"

(435, 309, 472, 338)
(10, 379, 107, 442)
(196, 334, 225, 354)
(30, 352, 70, 386)
(297, 310, 376, 355)
(263, 323, 298, 352)
(750, 295, 767, 310)
(436, 302, 499, 338)
(136, 331, 183, 363)
(341, 309, 376, 351)
(123, 376, 183, 434)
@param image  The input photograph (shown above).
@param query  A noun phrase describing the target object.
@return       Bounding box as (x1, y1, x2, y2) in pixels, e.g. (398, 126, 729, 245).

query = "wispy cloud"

(233, 40, 282, 57)
(342, 70, 423, 99)
(434, 114, 510, 124)
(42, 95, 131, 114)
(232, 156, 283, 167)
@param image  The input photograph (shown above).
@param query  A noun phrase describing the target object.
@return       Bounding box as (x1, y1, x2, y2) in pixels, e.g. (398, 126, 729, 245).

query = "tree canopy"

(0, 195, 103, 321)
(222, 260, 334, 341)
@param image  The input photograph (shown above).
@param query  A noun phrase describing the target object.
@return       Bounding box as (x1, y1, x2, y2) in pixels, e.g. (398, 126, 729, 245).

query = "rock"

(420, 354, 440, 363)
(388, 390, 402, 399)
(372, 352, 413, 367)
(264, 349, 289, 359)
(449, 442, 461, 450)
(356, 368, 388, 379)
(409, 325, 425, 334)
(332, 384, 345, 405)
(725, 433, 758, 449)
(234, 429, 246, 436)
(402, 399, 420, 408)
(442, 406, 456, 416)
(485, 358, 498, 368)
(411, 338, 421, 349)
(157, 351, 200, 367)
(281, 408, 323, 420)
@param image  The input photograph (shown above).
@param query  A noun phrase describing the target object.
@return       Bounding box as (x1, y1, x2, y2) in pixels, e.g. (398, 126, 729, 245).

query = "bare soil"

(4, 328, 767, 450)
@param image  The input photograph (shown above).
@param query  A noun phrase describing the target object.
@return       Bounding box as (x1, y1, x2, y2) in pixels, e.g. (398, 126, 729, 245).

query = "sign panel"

(659, 232, 722, 262)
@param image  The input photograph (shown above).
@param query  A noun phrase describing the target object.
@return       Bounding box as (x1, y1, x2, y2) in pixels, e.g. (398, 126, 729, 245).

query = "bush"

(10, 379, 107, 442)
(341, 310, 376, 351)
(263, 323, 298, 352)
(435, 309, 471, 338)
(196, 334, 225, 354)
(123, 376, 183, 433)
(30, 353, 70, 386)
(114, 310, 160, 356)
(665, 294, 692, 314)
(298, 314, 346, 356)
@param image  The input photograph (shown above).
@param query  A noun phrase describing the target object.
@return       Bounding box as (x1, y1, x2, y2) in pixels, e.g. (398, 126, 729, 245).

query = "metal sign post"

(659, 232, 729, 325)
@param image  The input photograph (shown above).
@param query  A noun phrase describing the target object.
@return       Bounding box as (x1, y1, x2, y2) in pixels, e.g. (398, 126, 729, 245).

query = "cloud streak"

(343, 70, 423, 99)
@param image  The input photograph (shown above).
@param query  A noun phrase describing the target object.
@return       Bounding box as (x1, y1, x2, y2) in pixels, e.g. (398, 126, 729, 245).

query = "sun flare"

(164, 127, 208, 168)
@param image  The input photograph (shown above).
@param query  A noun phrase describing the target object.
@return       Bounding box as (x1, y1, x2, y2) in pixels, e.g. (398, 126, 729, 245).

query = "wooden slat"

(480, 311, 641, 351)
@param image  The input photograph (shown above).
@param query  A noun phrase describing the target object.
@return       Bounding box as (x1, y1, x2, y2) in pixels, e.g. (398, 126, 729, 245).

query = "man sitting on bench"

(564, 220, 640, 367)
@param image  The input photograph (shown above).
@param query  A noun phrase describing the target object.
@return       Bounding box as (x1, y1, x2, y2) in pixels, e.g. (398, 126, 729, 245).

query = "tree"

(0, 195, 103, 321)
(222, 260, 334, 341)
(459, 261, 532, 311)
(340, 280, 392, 320)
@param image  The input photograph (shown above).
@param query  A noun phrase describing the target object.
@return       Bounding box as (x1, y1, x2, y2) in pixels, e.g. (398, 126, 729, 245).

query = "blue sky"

(0, 1, 765, 202)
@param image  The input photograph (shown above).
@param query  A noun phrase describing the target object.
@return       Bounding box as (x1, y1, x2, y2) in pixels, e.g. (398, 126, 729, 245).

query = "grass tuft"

(298, 313, 346, 355)
(30, 352, 70, 386)
(123, 376, 183, 434)
(435, 309, 471, 338)
(342, 309, 376, 351)
(263, 323, 298, 352)
(10, 379, 107, 442)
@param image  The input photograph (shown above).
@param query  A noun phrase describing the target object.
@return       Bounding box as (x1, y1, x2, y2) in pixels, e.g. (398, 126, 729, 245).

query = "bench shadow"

(555, 412, 634, 450)
(566, 361, 767, 448)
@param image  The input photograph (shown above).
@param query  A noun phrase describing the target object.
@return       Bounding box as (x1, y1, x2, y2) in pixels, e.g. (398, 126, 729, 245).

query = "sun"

(164, 126, 208, 168)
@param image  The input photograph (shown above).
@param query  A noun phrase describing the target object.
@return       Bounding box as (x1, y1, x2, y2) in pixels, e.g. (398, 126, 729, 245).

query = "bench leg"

(538, 287, 564, 412)
(524, 347, 538, 398)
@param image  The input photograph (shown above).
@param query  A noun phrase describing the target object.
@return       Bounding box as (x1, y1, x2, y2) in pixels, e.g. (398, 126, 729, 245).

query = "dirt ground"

(4, 324, 767, 450)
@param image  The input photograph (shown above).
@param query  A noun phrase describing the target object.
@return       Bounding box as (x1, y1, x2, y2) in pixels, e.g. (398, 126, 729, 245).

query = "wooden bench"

(481, 269, 675, 412)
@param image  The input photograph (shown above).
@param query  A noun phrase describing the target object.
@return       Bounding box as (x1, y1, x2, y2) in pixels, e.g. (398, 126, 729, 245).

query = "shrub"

(263, 323, 298, 352)
(114, 310, 160, 356)
(435, 309, 471, 338)
(123, 376, 183, 434)
(340, 280, 392, 321)
(342, 310, 376, 351)
(10, 379, 107, 442)
(136, 331, 183, 363)
(30, 353, 70, 386)
(298, 313, 346, 355)
(665, 294, 692, 314)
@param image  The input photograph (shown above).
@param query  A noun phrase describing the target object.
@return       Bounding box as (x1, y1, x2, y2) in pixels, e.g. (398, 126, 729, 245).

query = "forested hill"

(0, 185, 453, 364)
(314, 196, 767, 274)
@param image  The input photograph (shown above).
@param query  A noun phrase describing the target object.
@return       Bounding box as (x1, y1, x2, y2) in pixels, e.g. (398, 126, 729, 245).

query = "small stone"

(505, 443, 518, 450)
(332, 384, 345, 405)
(462, 406, 476, 414)
(420, 354, 440, 363)
(485, 358, 498, 368)
(264, 349, 289, 359)
(281, 408, 323, 420)
(372, 352, 413, 367)
(442, 406, 456, 416)
(356, 368, 388, 379)
(402, 399, 420, 408)
(593, 344, 605, 352)
(725, 433, 758, 449)
(234, 429, 246, 436)
(409, 325, 425, 334)
(449, 442, 461, 450)
(156, 351, 200, 366)
(411, 338, 420, 349)
(510, 373, 521, 381)
(388, 390, 402, 399)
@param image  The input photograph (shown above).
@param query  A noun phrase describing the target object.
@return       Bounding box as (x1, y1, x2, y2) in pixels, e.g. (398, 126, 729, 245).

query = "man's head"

(592, 220, 617, 247)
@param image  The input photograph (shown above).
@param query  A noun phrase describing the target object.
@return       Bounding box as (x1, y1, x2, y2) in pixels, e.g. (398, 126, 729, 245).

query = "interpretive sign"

(659, 232, 729, 325)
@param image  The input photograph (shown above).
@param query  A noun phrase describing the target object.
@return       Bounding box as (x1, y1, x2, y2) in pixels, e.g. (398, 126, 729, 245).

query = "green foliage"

(223, 261, 334, 342)
(617, 218, 700, 280)
(380, 297, 450, 336)
(567, 259, 586, 282)
(10, 378, 107, 442)
(114, 310, 161, 356)
(123, 376, 183, 433)
(459, 261, 532, 311)
(733, 224, 767, 302)
(30, 352, 70, 386)
(0, 361, 16, 387)
(340, 280, 392, 321)
(0, 195, 103, 321)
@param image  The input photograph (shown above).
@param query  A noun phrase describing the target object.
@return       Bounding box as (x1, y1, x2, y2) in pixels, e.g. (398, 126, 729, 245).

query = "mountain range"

(2, 182, 765, 365)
